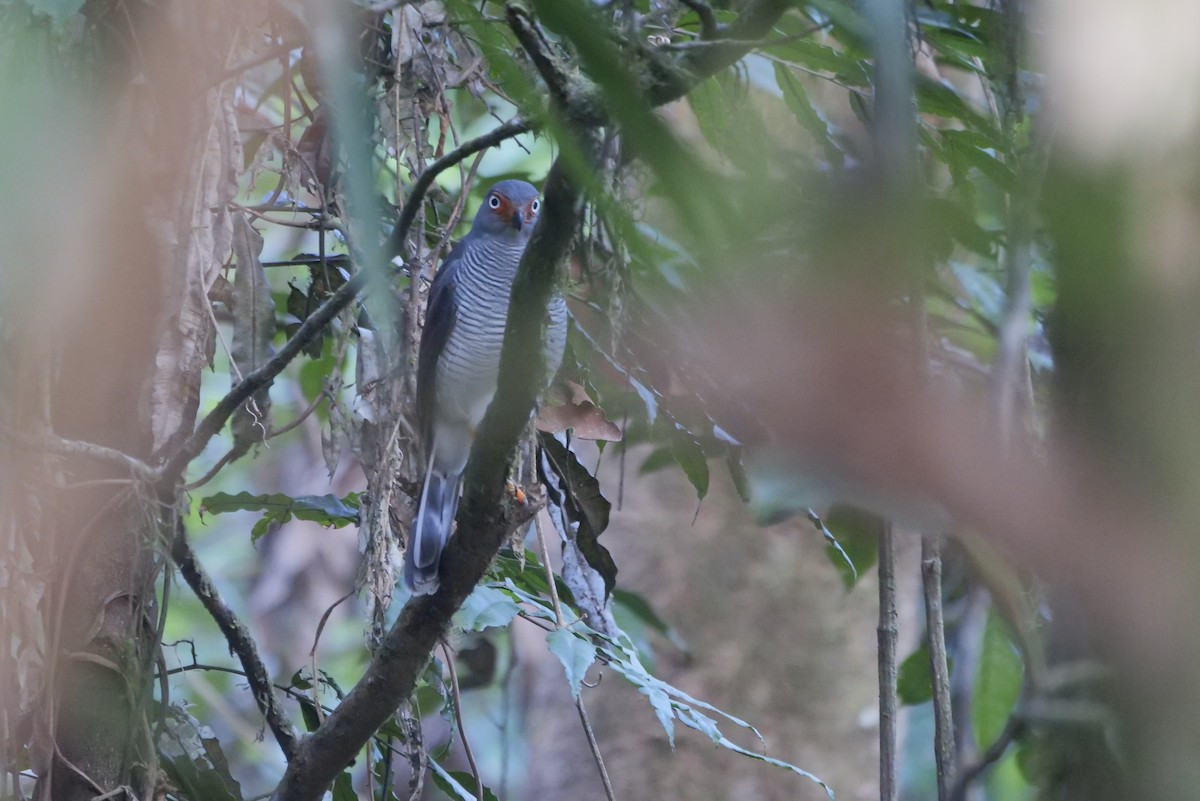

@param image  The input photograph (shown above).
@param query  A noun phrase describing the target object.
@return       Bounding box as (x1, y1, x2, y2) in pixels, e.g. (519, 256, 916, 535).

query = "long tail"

(404, 458, 462, 596)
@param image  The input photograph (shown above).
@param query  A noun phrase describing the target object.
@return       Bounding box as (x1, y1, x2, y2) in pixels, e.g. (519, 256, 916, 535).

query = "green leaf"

(821, 505, 882, 588)
(773, 64, 843, 166)
(916, 78, 993, 134)
(452, 585, 522, 632)
(546, 628, 597, 700)
(640, 685, 677, 748)
(688, 76, 732, 152)
(940, 130, 1015, 191)
(973, 609, 1024, 745)
(898, 643, 934, 705)
(158, 708, 244, 801)
(725, 449, 751, 503)
(332, 771, 356, 801)
(199, 491, 360, 542)
(297, 332, 335, 407)
(428, 759, 501, 801)
(638, 446, 675, 475)
(670, 424, 709, 501)
(613, 588, 687, 651)
(296, 697, 322, 733)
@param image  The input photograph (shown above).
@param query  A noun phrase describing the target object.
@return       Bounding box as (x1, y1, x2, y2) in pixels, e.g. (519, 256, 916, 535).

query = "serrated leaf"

(679, 707, 722, 742)
(546, 628, 596, 700)
(640, 685, 677, 748)
(973, 609, 1024, 745)
(710, 729, 834, 800)
(452, 585, 522, 632)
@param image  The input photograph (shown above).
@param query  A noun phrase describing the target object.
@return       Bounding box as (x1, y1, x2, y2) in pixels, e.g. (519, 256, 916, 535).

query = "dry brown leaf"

(536, 380, 622, 441)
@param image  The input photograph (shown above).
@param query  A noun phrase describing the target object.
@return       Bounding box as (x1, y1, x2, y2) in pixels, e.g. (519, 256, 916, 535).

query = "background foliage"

(4, 0, 1200, 800)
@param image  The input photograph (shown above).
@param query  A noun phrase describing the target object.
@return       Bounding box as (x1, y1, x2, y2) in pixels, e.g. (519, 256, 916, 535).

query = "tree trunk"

(2, 4, 246, 796)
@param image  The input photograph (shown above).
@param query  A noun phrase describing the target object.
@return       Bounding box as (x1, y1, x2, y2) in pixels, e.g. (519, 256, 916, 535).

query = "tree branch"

(3, 427, 159, 483)
(678, 0, 719, 40)
(269, 166, 577, 788)
(263, 0, 798, 794)
(508, 0, 792, 129)
(383, 118, 531, 261)
(161, 0, 795, 488)
(923, 535, 956, 800)
(158, 118, 531, 486)
(169, 517, 299, 760)
(877, 522, 899, 801)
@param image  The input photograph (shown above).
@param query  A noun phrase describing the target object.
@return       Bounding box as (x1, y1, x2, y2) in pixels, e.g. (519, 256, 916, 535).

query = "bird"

(403, 179, 568, 595)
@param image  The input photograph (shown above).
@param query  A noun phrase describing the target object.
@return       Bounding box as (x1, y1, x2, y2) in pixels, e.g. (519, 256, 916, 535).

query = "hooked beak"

(511, 209, 524, 231)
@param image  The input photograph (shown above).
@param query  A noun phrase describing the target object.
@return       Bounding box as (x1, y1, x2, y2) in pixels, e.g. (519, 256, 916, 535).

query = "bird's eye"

(488, 195, 502, 209)
(530, 199, 540, 214)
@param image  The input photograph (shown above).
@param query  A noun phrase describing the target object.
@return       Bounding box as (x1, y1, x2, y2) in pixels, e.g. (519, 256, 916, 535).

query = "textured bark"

(8, 4, 249, 797)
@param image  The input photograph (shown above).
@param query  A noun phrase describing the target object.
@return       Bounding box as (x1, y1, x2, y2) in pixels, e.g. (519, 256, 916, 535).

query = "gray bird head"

(471, 179, 540, 242)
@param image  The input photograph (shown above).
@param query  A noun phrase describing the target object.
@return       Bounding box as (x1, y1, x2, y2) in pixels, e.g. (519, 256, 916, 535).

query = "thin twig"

(308, 589, 357, 724)
(384, 118, 531, 261)
(534, 514, 567, 627)
(948, 711, 1023, 801)
(441, 642, 484, 801)
(180, 447, 238, 492)
(268, 392, 327, 441)
(534, 514, 613, 798)
(877, 522, 899, 801)
(575, 697, 617, 801)
(923, 535, 955, 800)
(658, 26, 832, 50)
(169, 517, 299, 760)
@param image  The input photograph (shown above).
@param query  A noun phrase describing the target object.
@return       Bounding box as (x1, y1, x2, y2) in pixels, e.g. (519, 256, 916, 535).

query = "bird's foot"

(505, 479, 528, 505)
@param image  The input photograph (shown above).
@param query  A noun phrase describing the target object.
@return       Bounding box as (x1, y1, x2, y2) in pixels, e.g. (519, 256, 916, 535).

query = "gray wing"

(416, 237, 468, 448)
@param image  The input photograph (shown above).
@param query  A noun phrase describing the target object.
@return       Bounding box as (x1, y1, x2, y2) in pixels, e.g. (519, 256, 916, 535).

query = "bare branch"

(923, 535, 956, 800)
(3, 427, 159, 484)
(441, 642, 483, 801)
(169, 517, 299, 761)
(271, 146, 586, 801)
(877, 523, 899, 801)
(949, 711, 1024, 801)
(678, 0, 719, 40)
(383, 118, 532, 261)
